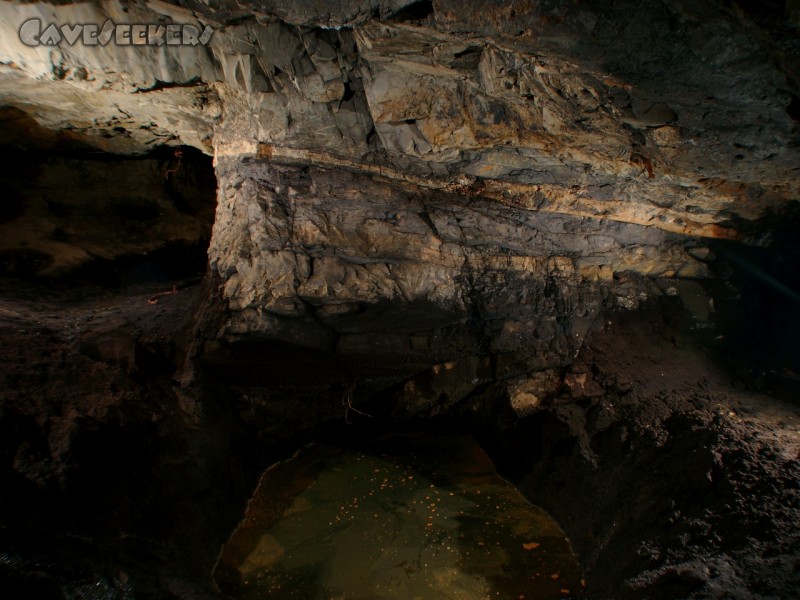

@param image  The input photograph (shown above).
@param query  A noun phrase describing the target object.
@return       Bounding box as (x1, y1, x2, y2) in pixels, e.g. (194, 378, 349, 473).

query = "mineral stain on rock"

(215, 434, 583, 599)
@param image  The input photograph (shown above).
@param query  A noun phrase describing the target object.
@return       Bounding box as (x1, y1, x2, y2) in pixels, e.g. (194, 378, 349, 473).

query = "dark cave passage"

(706, 216, 800, 399)
(0, 116, 217, 292)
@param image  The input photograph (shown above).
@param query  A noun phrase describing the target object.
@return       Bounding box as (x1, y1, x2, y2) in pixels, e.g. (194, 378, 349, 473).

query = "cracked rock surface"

(0, 1, 799, 599)
(0, 0, 797, 358)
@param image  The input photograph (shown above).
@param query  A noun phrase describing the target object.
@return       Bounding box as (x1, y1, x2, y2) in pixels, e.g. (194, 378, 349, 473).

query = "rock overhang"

(0, 0, 797, 350)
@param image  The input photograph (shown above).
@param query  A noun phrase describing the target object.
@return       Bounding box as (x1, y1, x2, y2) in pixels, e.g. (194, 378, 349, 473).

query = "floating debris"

(523, 542, 541, 550)
(215, 434, 583, 599)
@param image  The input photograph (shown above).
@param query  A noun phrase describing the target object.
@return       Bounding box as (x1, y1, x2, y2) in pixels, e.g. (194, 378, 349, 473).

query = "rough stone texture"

(0, 1, 799, 599)
(0, 0, 221, 153)
(0, 0, 796, 234)
(468, 304, 800, 600)
(0, 1, 797, 349)
(209, 155, 709, 383)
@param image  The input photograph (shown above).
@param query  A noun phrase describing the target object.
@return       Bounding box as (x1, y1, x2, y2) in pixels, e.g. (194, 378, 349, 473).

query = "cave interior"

(0, 1, 799, 599)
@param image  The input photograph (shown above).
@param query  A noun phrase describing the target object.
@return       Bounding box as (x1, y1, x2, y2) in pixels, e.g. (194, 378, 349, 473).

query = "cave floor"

(484, 306, 800, 598)
(0, 279, 799, 599)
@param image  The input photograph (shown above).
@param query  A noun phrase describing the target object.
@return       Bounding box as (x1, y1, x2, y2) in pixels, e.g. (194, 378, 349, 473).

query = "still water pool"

(215, 434, 583, 599)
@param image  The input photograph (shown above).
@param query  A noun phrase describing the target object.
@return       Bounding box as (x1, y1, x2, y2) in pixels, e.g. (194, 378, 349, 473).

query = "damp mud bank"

(470, 308, 800, 599)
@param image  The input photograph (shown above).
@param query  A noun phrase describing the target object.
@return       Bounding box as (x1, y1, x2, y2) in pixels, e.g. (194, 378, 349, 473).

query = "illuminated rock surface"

(0, 1, 798, 599)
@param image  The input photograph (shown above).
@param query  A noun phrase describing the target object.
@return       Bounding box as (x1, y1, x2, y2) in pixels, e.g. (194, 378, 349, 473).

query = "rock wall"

(209, 154, 708, 389)
(1, 0, 798, 228)
(468, 306, 800, 599)
(1, 0, 796, 360)
(1, 2, 799, 598)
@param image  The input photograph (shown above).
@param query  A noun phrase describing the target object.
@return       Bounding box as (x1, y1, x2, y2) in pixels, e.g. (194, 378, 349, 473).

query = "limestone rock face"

(0, 0, 798, 369)
(1, 0, 795, 225)
(1, 5, 799, 598)
(209, 153, 707, 378)
(0, 0, 222, 153)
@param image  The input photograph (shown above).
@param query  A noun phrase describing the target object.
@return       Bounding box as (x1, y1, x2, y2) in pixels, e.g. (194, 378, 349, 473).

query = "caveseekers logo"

(19, 18, 214, 47)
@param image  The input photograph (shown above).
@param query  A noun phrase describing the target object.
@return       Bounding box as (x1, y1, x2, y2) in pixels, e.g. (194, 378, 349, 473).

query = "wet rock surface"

(0, 272, 798, 599)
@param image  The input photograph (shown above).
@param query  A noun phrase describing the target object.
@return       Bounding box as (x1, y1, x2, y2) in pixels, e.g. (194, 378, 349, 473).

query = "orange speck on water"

(522, 542, 540, 550)
(550, 573, 560, 580)
(560, 590, 570, 595)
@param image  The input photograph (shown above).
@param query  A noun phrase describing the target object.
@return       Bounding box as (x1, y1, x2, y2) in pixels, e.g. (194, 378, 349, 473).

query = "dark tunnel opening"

(0, 109, 217, 295)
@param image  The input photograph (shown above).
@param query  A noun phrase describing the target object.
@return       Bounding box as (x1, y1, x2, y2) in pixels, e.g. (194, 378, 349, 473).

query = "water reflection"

(215, 434, 583, 599)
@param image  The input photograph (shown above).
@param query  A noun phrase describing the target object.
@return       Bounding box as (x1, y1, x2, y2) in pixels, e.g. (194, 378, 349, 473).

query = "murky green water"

(215, 434, 583, 599)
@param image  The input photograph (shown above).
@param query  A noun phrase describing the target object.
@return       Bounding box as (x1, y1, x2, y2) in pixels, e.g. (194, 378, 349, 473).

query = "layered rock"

(0, 0, 796, 393)
(209, 154, 710, 391)
(1, 0, 796, 235)
(1, 3, 799, 599)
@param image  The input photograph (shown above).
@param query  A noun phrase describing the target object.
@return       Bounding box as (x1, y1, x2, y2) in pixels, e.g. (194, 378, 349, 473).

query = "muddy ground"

(474, 305, 800, 599)
(0, 276, 798, 599)
(0, 278, 251, 599)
